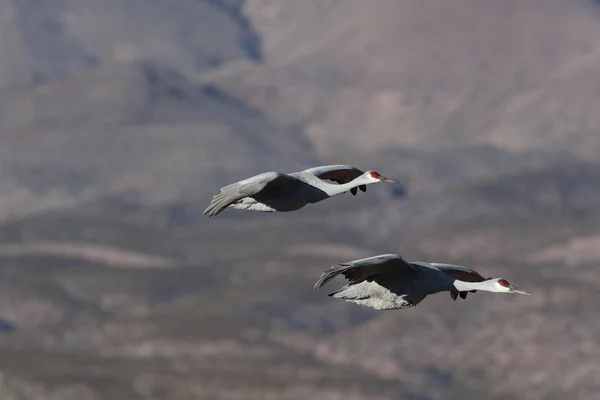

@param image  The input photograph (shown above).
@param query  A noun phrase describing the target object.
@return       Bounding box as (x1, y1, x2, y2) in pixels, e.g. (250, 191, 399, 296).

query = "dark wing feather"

(315, 167, 364, 184)
(298, 165, 366, 195)
(431, 263, 487, 282)
(314, 254, 413, 290)
(431, 263, 489, 301)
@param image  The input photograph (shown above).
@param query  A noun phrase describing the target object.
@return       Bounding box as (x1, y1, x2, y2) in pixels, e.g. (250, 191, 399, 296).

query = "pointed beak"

(510, 285, 531, 296)
(379, 176, 401, 183)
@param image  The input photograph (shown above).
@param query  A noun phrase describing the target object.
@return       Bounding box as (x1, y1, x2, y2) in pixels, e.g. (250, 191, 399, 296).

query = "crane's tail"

(203, 190, 240, 217)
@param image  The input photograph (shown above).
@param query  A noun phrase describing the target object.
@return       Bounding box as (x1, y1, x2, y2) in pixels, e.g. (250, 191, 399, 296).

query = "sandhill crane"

(203, 165, 402, 217)
(314, 254, 530, 310)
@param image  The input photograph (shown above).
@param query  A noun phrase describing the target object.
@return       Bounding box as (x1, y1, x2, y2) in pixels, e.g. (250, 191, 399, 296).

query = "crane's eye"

(498, 279, 510, 287)
(370, 171, 381, 179)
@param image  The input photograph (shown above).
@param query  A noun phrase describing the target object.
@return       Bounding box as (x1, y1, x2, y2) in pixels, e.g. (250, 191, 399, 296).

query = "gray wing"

(203, 172, 301, 217)
(429, 262, 490, 301)
(314, 253, 414, 290)
(296, 164, 367, 195)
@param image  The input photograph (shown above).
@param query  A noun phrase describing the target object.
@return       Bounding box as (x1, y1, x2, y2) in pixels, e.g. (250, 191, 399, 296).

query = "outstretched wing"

(314, 253, 414, 290)
(430, 263, 489, 301)
(296, 165, 367, 195)
(203, 172, 301, 217)
(432, 263, 488, 282)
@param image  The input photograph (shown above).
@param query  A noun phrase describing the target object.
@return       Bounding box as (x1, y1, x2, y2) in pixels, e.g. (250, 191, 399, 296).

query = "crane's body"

(314, 254, 530, 310)
(203, 165, 402, 217)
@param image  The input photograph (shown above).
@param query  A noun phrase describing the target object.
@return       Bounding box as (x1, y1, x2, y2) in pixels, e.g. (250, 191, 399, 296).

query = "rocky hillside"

(0, 0, 600, 399)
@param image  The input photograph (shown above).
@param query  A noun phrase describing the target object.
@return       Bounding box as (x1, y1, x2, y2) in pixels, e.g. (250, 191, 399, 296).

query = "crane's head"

(365, 171, 401, 184)
(489, 278, 531, 295)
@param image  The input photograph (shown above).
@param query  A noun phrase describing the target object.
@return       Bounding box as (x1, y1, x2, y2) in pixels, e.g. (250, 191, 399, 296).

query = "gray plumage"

(314, 254, 530, 310)
(415, 262, 488, 301)
(292, 165, 368, 196)
(203, 165, 401, 217)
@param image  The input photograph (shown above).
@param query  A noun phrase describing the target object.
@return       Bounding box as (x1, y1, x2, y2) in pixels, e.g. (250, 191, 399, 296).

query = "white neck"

(308, 174, 372, 196)
(453, 280, 498, 293)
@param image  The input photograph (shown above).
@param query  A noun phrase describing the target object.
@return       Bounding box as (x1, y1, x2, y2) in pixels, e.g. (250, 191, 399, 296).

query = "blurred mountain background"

(1, 0, 600, 398)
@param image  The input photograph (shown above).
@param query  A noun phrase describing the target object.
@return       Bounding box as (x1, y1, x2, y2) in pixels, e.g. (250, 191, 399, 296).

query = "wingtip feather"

(313, 265, 345, 290)
(202, 192, 231, 217)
